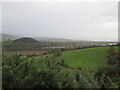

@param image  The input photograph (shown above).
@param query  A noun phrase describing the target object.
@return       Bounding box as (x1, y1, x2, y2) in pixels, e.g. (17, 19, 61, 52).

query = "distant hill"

(1, 33, 22, 40)
(13, 37, 39, 43)
(3, 37, 40, 51)
(1, 33, 72, 42)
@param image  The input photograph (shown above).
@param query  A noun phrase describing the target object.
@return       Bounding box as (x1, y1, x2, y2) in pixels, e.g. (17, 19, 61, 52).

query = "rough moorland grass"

(56, 46, 118, 71)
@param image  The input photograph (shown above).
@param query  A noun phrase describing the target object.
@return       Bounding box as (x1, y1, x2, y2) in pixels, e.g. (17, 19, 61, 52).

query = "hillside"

(56, 47, 118, 71)
(13, 37, 39, 43)
(3, 37, 41, 51)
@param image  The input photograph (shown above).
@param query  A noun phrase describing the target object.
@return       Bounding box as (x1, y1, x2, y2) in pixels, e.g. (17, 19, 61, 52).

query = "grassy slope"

(56, 46, 119, 71)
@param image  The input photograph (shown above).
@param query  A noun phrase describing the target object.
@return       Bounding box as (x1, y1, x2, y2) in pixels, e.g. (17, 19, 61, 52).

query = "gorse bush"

(3, 54, 100, 88)
(95, 46, 120, 88)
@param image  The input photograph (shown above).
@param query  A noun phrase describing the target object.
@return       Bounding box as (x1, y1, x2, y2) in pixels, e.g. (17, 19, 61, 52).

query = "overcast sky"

(2, 0, 118, 41)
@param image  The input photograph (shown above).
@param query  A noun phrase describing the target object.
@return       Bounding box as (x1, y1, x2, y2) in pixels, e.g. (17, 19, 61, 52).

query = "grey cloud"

(2, 2, 118, 41)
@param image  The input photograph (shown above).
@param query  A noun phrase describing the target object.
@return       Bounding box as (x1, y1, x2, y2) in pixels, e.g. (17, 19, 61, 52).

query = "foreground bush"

(2, 54, 101, 88)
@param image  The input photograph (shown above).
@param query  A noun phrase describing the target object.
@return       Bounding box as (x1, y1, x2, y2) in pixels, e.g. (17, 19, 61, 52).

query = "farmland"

(56, 46, 119, 71)
(2, 37, 120, 88)
(3, 50, 47, 56)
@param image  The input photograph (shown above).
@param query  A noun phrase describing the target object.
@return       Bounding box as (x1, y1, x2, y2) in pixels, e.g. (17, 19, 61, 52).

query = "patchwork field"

(56, 46, 119, 71)
(3, 50, 47, 56)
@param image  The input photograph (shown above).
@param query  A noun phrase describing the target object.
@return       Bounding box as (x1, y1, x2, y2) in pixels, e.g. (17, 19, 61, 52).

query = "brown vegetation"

(3, 50, 48, 56)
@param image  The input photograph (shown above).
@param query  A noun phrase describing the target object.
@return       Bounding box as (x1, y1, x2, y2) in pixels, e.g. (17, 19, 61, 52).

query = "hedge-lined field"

(56, 46, 119, 71)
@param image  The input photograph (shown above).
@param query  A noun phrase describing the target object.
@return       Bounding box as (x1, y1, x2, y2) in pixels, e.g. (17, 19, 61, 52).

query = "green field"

(56, 46, 119, 71)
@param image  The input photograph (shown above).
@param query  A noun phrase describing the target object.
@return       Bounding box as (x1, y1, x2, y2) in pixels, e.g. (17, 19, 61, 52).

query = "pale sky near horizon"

(1, 0, 119, 41)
